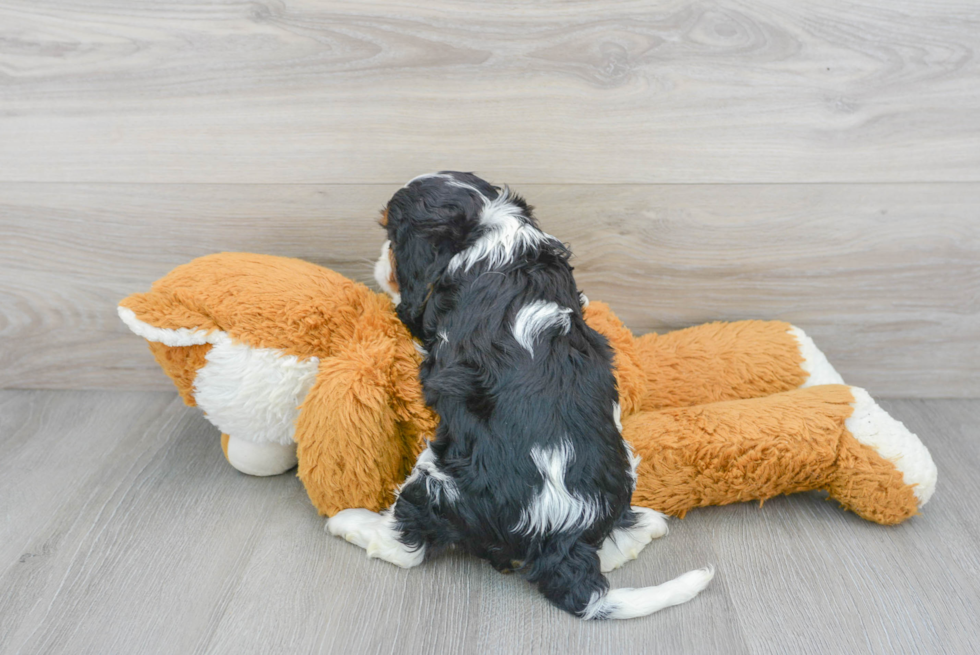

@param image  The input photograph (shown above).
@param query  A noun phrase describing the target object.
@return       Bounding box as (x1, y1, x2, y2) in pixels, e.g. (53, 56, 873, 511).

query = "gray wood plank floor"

(1, 390, 976, 655)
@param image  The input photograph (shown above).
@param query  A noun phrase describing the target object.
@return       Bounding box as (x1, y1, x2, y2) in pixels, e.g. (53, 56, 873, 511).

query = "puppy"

(329, 172, 714, 619)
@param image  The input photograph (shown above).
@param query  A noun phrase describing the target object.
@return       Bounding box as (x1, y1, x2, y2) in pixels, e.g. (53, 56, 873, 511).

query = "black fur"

(382, 172, 637, 618)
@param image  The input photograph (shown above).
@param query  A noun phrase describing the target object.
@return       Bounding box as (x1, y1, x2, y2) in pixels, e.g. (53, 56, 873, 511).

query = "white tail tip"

(583, 565, 715, 620)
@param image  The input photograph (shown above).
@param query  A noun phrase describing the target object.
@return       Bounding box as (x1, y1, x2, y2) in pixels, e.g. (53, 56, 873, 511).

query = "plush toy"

(118, 252, 937, 526)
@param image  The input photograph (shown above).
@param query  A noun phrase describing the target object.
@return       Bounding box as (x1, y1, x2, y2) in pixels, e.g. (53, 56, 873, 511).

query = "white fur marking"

(579, 292, 589, 308)
(789, 326, 844, 386)
(327, 509, 425, 568)
(193, 333, 320, 445)
(447, 188, 555, 273)
(512, 301, 573, 357)
(612, 401, 640, 489)
(846, 387, 938, 505)
(403, 172, 486, 199)
(597, 507, 669, 573)
(373, 240, 402, 305)
(582, 566, 715, 620)
(403, 172, 446, 188)
(626, 443, 641, 490)
(117, 305, 217, 347)
(516, 440, 599, 535)
(402, 445, 459, 505)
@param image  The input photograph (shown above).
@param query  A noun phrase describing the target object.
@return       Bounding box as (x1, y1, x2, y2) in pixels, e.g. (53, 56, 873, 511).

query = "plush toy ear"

(293, 342, 416, 516)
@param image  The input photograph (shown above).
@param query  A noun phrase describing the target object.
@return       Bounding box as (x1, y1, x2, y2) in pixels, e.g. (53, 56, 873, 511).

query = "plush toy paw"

(221, 434, 298, 476)
(598, 507, 669, 573)
(845, 387, 937, 505)
(326, 509, 425, 568)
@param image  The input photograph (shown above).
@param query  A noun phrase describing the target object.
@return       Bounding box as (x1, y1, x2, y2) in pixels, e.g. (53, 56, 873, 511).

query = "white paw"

(327, 508, 384, 548)
(598, 507, 670, 572)
(326, 509, 425, 569)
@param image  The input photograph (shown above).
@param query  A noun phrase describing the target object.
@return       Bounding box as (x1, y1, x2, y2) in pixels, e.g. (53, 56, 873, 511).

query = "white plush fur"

(327, 509, 425, 568)
(117, 305, 216, 347)
(373, 240, 402, 305)
(788, 325, 845, 387)
(512, 301, 573, 357)
(402, 445, 459, 505)
(846, 387, 938, 504)
(582, 566, 715, 620)
(193, 333, 320, 446)
(515, 440, 600, 535)
(224, 436, 298, 476)
(448, 189, 554, 274)
(597, 507, 669, 573)
(579, 292, 589, 308)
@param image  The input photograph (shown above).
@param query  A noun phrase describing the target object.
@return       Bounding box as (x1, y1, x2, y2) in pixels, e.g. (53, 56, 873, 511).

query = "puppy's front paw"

(326, 509, 425, 568)
(326, 508, 384, 549)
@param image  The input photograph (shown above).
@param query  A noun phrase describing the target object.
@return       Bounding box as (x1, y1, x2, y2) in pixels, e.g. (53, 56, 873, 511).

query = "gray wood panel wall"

(1, 0, 978, 396)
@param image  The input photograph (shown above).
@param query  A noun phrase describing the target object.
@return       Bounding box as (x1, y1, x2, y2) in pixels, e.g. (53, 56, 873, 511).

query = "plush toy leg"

(220, 433, 299, 476)
(631, 320, 843, 410)
(624, 385, 936, 525)
(293, 343, 416, 516)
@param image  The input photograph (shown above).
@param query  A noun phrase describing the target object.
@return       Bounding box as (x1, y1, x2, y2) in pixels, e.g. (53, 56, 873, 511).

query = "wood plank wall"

(1, 0, 978, 396)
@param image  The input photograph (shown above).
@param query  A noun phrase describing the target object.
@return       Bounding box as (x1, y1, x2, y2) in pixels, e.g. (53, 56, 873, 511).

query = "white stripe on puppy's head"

(448, 187, 553, 274)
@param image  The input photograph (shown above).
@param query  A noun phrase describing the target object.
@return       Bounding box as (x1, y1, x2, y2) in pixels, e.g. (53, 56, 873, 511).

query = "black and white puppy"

(328, 172, 714, 619)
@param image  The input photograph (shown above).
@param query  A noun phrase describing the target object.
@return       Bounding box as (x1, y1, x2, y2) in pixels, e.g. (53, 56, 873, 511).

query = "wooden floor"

(1, 389, 976, 655)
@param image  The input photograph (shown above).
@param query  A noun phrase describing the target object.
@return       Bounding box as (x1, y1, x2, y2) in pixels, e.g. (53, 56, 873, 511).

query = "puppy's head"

(375, 172, 501, 337)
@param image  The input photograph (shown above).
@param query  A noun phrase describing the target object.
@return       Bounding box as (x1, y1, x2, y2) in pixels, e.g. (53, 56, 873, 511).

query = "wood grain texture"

(1, 0, 978, 184)
(1, 390, 976, 654)
(1, 182, 977, 396)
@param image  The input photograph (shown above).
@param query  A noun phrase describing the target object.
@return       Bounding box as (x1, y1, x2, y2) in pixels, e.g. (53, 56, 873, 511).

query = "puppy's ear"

(395, 237, 443, 341)
(390, 185, 486, 340)
(413, 191, 485, 251)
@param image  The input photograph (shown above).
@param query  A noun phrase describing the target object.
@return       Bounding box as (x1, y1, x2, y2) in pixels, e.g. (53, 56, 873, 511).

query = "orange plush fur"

(120, 253, 934, 526)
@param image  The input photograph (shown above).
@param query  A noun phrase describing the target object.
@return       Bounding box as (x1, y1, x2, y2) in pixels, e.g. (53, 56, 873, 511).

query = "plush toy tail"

(626, 385, 937, 525)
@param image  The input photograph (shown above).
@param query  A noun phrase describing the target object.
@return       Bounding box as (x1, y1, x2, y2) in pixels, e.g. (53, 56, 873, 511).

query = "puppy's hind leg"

(598, 506, 669, 573)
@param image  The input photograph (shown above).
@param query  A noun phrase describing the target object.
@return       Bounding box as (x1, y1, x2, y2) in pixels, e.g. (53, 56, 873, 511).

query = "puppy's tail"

(580, 566, 715, 620)
(528, 540, 714, 620)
